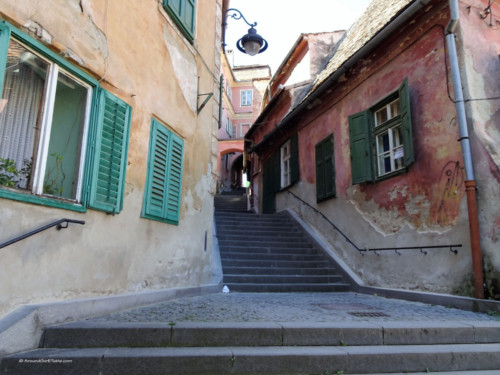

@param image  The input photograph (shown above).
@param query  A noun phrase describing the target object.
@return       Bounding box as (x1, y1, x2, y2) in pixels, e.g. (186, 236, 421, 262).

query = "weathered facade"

(217, 53, 269, 190)
(246, 0, 500, 298)
(0, 0, 223, 317)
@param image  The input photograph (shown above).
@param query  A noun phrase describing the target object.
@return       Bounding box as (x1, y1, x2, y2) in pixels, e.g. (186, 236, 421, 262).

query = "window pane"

(376, 125, 405, 176)
(378, 131, 390, 152)
(0, 39, 49, 190)
(375, 107, 387, 126)
(43, 72, 88, 200)
(390, 99, 400, 118)
(381, 155, 391, 174)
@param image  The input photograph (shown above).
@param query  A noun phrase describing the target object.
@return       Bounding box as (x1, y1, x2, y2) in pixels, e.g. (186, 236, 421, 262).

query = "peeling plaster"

(463, 46, 500, 170)
(61, 48, 84, 66)
(348, 184, 454, 236)
(185, 164, 216, 216)
(23, 20, 52, 44)
(163, 25, 197, 113)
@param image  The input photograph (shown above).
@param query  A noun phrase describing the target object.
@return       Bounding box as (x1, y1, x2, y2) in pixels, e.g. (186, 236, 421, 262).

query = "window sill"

(141, 213, 179, 226)
(374, 167, 409, 183)
(0, 188, 86, 212)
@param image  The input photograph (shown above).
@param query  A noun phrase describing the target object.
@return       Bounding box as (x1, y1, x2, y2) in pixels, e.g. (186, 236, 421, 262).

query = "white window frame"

(225, 79, 232, 102)
(225, 117, 233, 137)
(280, 140, 291, 188)
(374, 98, 404, 176)
(3, 40, 92, 202)
(240, 89, 252, 106)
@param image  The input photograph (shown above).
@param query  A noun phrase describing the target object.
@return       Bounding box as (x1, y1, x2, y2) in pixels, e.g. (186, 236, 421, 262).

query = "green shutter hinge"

(197, 76, 213, 115)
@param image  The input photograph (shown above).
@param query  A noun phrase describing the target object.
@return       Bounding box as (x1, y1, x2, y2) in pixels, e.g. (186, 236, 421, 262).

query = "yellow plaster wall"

(0, 0, 221, 317)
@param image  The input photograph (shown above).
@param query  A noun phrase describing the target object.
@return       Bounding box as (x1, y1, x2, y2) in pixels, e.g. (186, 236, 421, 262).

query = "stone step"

(223, 274, 344, 284)
(219, 245, 320, 255)
(4, 343, 499, 374)
(221, 252, 322, 264)
(217, 231, 305, 240)
(215, 219, 294, 228)
(221, 259, 331, 268)
(218, 239, 314, 249)
(38, 321, 500, 348)
(222, 266, 339, 275)
(216, 223, 297, 232)
(224, 282, 351, 292)
(4, 321, 500, 374)
(217, 226, 300, 235)
(215, 213, 291, 222)
(221, 251, 328, 262)
(351, 372, 500, 375)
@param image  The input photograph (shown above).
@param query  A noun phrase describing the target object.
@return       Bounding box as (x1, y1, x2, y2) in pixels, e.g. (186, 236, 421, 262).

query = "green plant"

(43, 152, 65, 196)
(0, 158, 18, 187)
(20, 158, 32, 186)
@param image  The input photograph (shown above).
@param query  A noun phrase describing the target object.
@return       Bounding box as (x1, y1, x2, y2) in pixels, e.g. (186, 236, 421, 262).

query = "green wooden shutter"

(399, 77, 414, 167)
(87, 89, 131, 213)
(323, 135, 336, 198)
(349, 110, 374, 184)
(183, 0, 195, 36)
(290, 133, 299, 185)
(262, 150, 280, 214)
(315, 141, 325, 201)
(316, 134, 335, 202)
(142, 120, 184, 225)
(144, 121, 170, 219)
(165, 133, 184, 223)
(273, 148, 281, 193)
(164, 0, 196, 42)
(0, 23, 11, 94)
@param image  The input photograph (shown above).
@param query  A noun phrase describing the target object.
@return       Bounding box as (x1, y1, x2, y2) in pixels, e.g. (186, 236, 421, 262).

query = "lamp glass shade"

(243, 40, 261, 56)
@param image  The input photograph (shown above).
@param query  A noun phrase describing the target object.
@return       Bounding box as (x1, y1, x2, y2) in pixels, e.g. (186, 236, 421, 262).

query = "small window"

(279, 133, 299, 189)
(240, 123, 250, 137)
(163, 0, 196, 43)
(142, 119, 184, 225)
(280, 140, 291, 188)
(225, 78, 232, 101)
(240, 89, 252, 106)
(0, 23, 131, 213)
(225, 117, 232, 137)
(348, 78, 413, 184)
(315, 134, 336, 202)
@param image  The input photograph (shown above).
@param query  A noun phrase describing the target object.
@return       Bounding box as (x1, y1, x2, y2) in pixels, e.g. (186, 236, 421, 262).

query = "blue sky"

(224, 0, 372, 74)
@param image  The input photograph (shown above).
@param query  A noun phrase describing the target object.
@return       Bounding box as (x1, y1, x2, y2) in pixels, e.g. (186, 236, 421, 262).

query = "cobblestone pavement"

(89, 292, 500, 324)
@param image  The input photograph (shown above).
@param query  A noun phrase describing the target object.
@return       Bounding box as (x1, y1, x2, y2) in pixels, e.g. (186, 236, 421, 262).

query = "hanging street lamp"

(222, 8, 268, 56)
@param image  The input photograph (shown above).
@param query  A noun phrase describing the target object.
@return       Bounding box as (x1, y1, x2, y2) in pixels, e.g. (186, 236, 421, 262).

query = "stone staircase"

(2, 320, 500, 374)
(214, 193, 350, 292)
(2, 192, 499, 374)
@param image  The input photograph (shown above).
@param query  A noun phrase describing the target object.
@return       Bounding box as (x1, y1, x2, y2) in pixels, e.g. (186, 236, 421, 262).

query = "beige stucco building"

(0, 0, 223, 319)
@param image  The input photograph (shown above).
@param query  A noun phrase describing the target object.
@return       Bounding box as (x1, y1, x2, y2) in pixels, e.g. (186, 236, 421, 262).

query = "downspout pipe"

(446, 0, 484, 299)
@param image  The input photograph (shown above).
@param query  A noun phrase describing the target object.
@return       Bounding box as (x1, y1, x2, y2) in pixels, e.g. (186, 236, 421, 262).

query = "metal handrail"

(0, 218, 85, 249)
(286, 191, 461, 255)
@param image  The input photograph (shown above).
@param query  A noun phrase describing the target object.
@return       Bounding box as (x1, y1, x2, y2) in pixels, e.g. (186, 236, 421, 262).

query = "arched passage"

(217, 140, 244, 191)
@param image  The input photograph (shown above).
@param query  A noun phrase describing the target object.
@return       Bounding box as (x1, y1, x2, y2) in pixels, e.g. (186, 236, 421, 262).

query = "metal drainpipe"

(446, 0, 484, 299)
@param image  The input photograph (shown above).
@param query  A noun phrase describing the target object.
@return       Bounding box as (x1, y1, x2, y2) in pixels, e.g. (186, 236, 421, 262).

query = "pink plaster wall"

(294, 8, 467, 231)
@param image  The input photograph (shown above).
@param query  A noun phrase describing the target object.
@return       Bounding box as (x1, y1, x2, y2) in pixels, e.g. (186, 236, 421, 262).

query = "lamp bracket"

(224, 8, 257, 28)
(197, 76, 213, 115)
